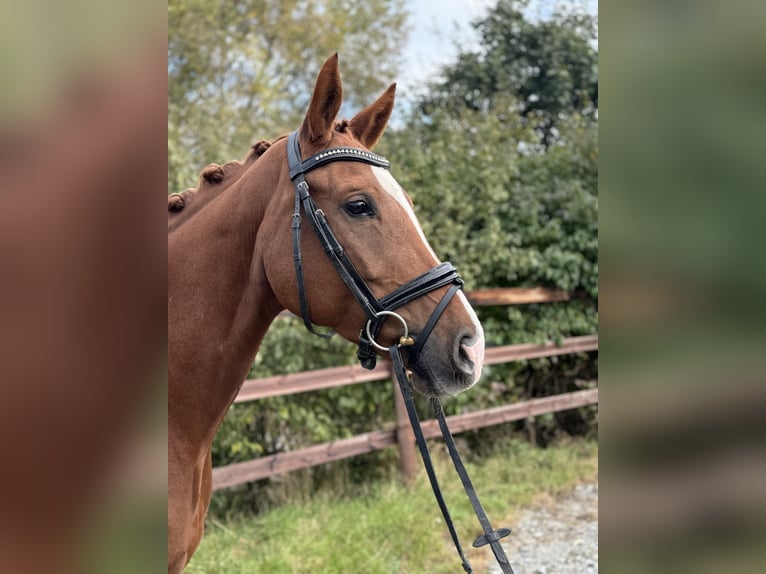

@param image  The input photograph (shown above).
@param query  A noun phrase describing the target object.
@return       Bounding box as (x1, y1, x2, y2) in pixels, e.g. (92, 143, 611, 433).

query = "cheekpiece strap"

(288, 130, 389, 337)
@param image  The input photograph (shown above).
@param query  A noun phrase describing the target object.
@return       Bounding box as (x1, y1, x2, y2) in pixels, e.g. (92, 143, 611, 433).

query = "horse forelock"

(334, 119, 350, 133)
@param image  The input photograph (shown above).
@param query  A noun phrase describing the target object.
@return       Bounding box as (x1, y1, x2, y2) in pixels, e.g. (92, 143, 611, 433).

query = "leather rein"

(287, 130, 514, 573)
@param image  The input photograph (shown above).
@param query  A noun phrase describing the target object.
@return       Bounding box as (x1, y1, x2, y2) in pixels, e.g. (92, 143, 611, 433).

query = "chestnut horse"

(168, 54, 485, 572)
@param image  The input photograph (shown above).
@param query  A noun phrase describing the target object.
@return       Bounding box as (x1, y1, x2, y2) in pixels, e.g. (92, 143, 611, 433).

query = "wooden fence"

(213, 287, 598, 491)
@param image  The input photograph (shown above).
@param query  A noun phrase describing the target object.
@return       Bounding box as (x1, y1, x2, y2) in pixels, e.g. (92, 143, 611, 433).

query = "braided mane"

(168, 140, 271, 228)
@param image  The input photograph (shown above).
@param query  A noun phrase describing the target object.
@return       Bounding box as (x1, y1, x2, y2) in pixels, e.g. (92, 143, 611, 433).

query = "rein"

(287, 130, 514, 573)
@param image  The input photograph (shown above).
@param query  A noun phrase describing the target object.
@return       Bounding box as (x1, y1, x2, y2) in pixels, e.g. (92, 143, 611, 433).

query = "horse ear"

(349, 83, 396, 150)
(301, 53, 343, 145)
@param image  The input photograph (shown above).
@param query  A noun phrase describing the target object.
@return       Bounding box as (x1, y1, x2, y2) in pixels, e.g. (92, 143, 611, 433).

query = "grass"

(187, 438, 597, 574)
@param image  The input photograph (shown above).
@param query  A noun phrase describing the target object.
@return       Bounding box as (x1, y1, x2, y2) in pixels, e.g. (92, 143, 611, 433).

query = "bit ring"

(365, 311, 411, 352)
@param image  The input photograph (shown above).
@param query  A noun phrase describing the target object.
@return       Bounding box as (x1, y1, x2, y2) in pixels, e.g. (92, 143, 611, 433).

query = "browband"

(289, 143, 390, 179)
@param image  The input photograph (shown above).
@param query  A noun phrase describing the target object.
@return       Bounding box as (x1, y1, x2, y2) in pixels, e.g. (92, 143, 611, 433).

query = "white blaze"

(371, 166, 486, 384)
(371, 166, 440, 264)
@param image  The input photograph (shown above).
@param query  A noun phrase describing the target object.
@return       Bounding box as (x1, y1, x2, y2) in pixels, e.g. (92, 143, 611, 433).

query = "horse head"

(258, 55, 485, 397)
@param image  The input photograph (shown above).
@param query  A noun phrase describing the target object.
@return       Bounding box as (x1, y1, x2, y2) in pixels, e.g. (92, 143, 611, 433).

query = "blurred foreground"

(601, 1, 766, 572)
(0, 2, 167, 573)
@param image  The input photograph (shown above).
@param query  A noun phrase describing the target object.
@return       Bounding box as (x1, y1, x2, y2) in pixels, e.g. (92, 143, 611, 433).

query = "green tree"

(422, 0, 597, 146)
(168, 0, 409, 192)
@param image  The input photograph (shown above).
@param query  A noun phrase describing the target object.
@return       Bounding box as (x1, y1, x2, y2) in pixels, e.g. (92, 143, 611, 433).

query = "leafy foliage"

(168, 0, 409, 192)
(422, 0, 598, 146)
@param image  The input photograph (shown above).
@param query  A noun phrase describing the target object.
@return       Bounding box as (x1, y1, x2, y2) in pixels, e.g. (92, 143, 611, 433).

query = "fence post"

(393, 378, 418, 483)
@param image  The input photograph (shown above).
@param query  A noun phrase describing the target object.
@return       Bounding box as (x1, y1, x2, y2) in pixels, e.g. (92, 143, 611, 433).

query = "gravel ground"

(488, 483, 598, 574)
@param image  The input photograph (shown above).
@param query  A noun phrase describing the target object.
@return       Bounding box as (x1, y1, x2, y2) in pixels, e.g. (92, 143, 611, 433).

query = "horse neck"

(168, 150, 286, 445)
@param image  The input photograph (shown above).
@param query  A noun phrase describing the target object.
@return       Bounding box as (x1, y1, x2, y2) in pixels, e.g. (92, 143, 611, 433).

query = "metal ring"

(365, 310, 409, 352)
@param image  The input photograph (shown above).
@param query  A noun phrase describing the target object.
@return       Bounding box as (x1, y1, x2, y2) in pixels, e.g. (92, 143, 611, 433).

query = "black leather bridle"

(287, 129, 514, 574)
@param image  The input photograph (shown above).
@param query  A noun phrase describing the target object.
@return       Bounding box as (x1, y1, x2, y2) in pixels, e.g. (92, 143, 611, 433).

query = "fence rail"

(466, 287, 582, 306)
(213, 389, 597, 490)
(235, 335, 598, 403)
(214, 287, 598, 491)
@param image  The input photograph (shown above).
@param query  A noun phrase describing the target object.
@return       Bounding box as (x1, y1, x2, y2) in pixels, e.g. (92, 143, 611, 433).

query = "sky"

(398, 0, 497, 96)
(398, 0, 598, 98)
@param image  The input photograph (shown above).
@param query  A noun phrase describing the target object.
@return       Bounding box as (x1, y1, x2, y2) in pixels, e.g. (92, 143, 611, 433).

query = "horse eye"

(345, 199, 373, 217)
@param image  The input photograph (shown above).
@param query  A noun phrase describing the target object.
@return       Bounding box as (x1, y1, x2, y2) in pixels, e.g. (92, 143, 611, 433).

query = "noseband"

(287, 130, 513, 574)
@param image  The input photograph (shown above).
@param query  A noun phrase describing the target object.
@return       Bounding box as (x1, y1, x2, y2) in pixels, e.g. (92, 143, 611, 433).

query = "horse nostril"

(456, 329, 485, 385)
(456, 334, 476, 370)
